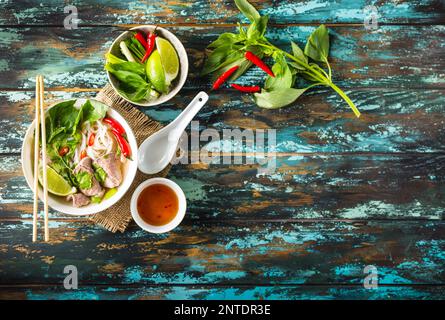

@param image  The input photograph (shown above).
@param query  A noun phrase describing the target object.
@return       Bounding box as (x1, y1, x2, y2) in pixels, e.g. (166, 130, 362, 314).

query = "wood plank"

(2, 0, 444, 25)
(0, 284, 444, 300)
(0, 26, 443, 90)
(0, 220, 444, 285)
(1, 88, 445, 155)
(1, 153, 445, 221)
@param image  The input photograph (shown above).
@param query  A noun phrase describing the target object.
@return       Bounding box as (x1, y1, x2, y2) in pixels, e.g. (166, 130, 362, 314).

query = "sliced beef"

(94, 153, 122, 188)
(73, 157, 104, 197)
(67, 193, 90, 208)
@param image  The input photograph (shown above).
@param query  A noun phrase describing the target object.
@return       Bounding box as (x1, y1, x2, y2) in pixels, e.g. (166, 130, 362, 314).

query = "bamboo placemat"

(88, 84, 171, 233)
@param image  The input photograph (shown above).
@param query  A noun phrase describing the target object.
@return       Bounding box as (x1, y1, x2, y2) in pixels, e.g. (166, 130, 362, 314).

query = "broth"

(137, 184, 178, 226)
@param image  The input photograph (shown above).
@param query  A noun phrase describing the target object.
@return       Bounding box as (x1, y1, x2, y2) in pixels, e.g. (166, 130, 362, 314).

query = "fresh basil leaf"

(228, 59, 253, 81)
(301, 71, 320, 82)
(208, 33, 241, 49)
(304, 24, 330, 62)
(235, 0, 261, 23)
(265, 60, 293, 90)
(105, 62, 153, 102)
(106, 64, 149, 89)
(238, 22, 247, 39)
(201, 45, 243, 75)
(105, 52, 126, 65)
(75, 171, 93, 190)
(47, 145, 77, 185)
(210, 57, 251, 83)
(106, 61, 146, 78)
(117, 85, 151, 102)
(288, 61, 306, 71)
(256, 15, 269, 37)
(247, 15, 269, 40)
(209, 45, 264, 82)
(253, 88, 307, 109)
(72, 104, 84, 132)
(46, 100, 78, 139)
(300, 63, 327, 82)
(81, 99, 109, 123)
(47, 127, 66, 143)
(291, 41, 308, 65)
(105, 64, 147, 87)
(72, 98, 107, 133)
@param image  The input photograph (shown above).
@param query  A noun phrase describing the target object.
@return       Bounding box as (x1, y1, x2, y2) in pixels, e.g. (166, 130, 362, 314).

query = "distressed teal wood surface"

(2, 0, 444, 25)
(0, 0, 444, 300)
(1, 88, 445, 154)
(0, 220, 444, 286)
(0, 25, 443, 90)
(1, 154, 444, 220)
(1, 285, 444, 300)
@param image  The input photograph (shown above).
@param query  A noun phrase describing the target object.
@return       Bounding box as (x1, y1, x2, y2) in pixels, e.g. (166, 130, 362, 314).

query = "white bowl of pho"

(21, 98, 138, 215)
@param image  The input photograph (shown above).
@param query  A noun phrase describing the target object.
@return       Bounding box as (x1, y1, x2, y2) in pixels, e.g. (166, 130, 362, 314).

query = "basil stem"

(257, 41, 361, 118)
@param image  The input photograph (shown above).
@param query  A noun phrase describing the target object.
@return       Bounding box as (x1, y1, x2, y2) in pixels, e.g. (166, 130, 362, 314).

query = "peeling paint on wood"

(0, 220, 444, 287)
(0, 26, 443, 89)
(1, 0, 444, 26)
(0, 0, 444, 301)
(1, 153, 444, 221)
(1, 89, 445, 154)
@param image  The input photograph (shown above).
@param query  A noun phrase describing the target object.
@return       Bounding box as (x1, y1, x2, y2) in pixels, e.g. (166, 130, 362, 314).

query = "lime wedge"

(38, 166, 76, 197)
(156, 37, 179, 86)
(146, 50, 167, 93)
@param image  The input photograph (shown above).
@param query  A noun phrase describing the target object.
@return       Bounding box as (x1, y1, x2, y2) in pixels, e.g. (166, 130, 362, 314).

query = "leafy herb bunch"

(201, 0, 360, 117)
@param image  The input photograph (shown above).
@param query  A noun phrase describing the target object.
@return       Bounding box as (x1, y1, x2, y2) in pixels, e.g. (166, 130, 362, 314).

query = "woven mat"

(88, 84, 171, 233)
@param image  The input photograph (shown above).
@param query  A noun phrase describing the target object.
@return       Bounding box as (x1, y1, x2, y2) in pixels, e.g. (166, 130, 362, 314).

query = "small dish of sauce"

(131, 178, 186, 233)
(137, 184, 178, 226)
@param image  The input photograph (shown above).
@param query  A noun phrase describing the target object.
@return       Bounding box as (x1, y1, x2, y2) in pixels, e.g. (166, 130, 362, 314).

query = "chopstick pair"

(32, 75, 49, 242)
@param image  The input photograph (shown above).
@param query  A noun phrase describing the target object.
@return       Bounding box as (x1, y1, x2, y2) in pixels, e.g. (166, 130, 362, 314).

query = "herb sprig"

(201, 0, 360, 117)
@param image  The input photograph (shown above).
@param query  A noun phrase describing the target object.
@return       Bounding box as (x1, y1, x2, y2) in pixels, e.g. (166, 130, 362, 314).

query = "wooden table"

(0, 0, 444, 300)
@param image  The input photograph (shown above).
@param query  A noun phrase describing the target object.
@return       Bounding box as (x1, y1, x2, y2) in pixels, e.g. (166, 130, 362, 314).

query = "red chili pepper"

(134, 32, 148, 48)
(59, 146, 69, 157)
(212, 65, 239, 90)
(141, 32, 156, 63)
(231, 83, 261, 93)
(80, 149, 87, 160)
(103, 117, 126, 136)
(111, 129, 131, 158)
(88, 133, 96, 146)
(245, 51, 275, 77)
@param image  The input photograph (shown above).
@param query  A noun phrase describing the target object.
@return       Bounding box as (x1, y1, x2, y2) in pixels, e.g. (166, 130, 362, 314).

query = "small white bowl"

(21, 99, 138, 216)
(106, 25, 189, 107)
(131, 178, 186, 233)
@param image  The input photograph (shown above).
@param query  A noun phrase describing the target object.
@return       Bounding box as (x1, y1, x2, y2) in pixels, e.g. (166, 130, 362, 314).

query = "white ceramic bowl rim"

(21, 98, 138, 216)
(130, 178, 186, 234)
(106, 25, 189, 107)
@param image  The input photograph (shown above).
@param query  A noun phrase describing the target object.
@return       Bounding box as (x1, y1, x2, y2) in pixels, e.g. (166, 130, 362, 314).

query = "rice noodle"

(88, 120, 116, 160)
(73, 120, 116, 163)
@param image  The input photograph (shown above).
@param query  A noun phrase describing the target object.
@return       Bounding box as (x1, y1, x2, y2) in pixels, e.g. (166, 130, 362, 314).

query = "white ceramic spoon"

(138, 91, 209, 174)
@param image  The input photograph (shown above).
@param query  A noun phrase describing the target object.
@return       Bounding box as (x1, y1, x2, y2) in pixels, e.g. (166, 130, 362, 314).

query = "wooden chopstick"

(32, 76, 50, 242)
(38, 76, 49, 242)
(32, 76, 40, 242)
